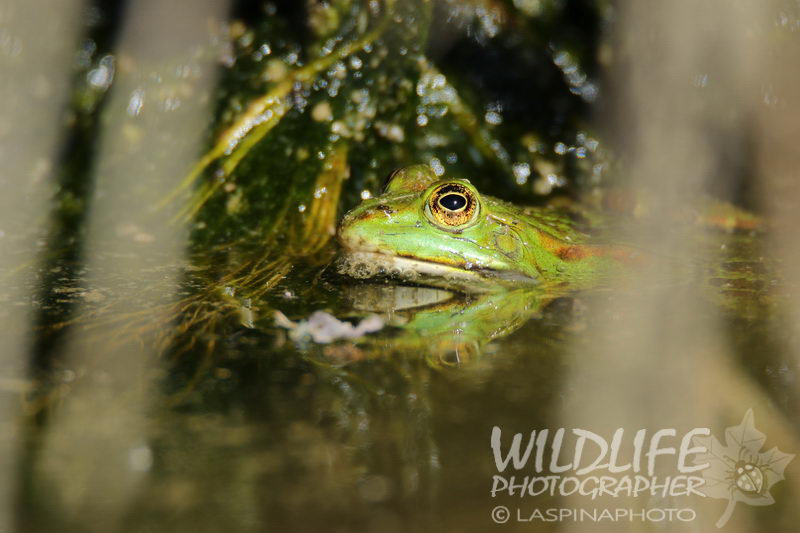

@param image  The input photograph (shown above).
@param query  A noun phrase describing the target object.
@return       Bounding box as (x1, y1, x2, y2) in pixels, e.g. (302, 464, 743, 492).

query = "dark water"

(10, 228, 798, 533)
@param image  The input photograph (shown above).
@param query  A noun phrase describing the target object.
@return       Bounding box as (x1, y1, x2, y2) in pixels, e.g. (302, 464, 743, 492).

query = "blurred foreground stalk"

(0, 0, 85, 529)
(21, 1, 230, 531)
(562, 2, 800, 531)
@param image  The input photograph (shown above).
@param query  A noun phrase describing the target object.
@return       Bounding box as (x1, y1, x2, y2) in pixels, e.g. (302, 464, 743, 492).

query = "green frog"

(325, 164, 770, 362)
(340, 284, 548, 363)
(336, 164, 637, 292)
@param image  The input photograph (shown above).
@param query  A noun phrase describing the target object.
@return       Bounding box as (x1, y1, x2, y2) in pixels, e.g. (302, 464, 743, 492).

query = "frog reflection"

(336, 284, 554, 365)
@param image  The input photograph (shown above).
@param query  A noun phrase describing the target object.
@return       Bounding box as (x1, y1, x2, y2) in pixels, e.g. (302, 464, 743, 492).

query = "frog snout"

(336, 211, 375, 250)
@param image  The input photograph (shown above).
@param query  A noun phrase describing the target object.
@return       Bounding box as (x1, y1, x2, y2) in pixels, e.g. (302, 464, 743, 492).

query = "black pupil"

(439, 193, 467, 211)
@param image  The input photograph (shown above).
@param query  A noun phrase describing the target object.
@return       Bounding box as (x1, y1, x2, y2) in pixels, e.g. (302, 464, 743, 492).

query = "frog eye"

(427, 183, 479, 227)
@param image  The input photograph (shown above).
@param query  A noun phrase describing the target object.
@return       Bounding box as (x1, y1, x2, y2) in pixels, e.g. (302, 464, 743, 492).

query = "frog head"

(336, 165, 543, 289)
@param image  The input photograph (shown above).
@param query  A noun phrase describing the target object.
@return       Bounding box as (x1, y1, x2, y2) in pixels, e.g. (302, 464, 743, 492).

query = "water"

(13, 228, 797, 532)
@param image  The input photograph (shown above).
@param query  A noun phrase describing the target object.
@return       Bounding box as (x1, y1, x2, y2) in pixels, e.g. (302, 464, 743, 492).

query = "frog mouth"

(337, 249, 483, 279)
(335, 249, 538, 291)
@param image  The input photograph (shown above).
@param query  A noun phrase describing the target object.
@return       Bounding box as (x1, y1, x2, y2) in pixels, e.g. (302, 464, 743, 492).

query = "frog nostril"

(375, 204, 395, 215)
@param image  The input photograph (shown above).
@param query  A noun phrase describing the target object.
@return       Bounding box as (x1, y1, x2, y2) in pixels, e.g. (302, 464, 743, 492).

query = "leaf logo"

(692, 409, 795, 528)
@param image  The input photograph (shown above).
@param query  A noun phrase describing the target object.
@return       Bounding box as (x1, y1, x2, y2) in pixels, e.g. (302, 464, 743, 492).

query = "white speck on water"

(126, 89, 144, 116)
(430, 157, 445, 176)
(360, 190, 372, 200)
(490, 140, 509, 162)
(416, 114, 429, 127)
(485, 110, 503, 125)
(331, 121, 350, 137)
(554, 142, 567, 155)
(298, 204, 307, 213)
(446, 152, 458, 164)
(547, 173, 565, 186)
(349, 56, 363, 70)
(87, 55, 115, 89)
(330, 61, 347, 79)
(512, 162, 531, 184)
(424, 133, 448, 146)
(313, 187, 328, 199)
(578, 82, 598, 101)
(374, 121, 404, 142)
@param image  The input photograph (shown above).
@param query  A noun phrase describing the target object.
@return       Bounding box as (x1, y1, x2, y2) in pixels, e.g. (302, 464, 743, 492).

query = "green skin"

(341, 284, 547, 363)
(336, 165, 633, 292)
(333, 166, 768, 359)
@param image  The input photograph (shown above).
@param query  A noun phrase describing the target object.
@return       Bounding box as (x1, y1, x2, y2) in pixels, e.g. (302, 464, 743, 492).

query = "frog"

(336, 164, 638, 292)
(339, 284, 552, 364)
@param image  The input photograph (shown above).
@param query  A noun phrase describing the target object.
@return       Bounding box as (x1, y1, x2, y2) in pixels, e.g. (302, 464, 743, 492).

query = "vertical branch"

(0, 0, 85, 529)
(30, 1, 231, 530)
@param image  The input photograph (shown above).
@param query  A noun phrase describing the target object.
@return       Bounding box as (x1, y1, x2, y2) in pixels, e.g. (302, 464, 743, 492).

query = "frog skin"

(340, 284, 550, 364)
(336, 164, 637, 291)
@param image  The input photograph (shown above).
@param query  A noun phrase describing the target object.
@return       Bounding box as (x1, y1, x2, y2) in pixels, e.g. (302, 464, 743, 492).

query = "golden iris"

(428, 183, 478, 227)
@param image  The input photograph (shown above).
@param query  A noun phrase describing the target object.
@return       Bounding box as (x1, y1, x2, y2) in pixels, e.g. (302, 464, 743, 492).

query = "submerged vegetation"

(34, 0, 614, 367)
